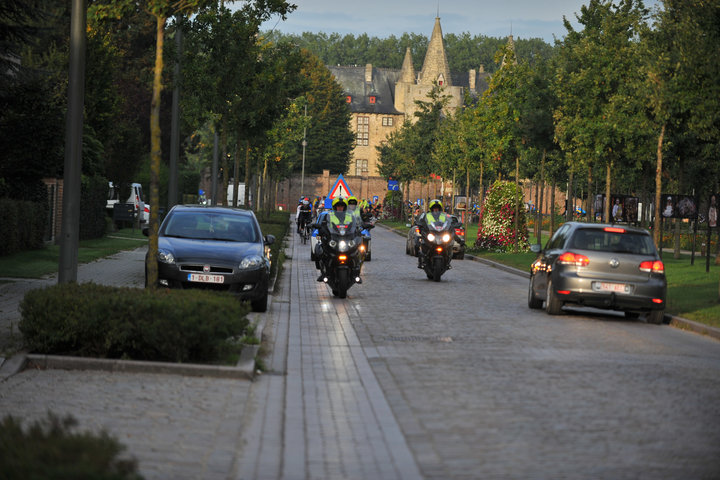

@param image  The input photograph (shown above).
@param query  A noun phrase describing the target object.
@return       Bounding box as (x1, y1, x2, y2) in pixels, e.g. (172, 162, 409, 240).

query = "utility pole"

(301, 103, 307, 195)
(58, 0, 86, 283)
(168, 18, 182, 210)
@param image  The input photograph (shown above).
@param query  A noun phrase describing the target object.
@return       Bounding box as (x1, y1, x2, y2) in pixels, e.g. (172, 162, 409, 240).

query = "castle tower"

(501, 34, 518, 67)
(419, 17, 452, 87)
(394, 47, 416, 113)
(400, 46, 415, 83)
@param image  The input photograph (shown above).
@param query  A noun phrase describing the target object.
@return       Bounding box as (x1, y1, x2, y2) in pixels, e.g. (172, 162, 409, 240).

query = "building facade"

(327, 17, 490, 178)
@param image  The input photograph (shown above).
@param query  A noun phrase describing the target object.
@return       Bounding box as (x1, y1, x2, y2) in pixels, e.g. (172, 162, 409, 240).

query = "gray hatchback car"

(528, 222, 666, 324)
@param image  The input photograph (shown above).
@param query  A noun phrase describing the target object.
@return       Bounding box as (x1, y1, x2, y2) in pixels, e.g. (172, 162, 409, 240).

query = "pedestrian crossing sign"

(328, 174, 353, 200)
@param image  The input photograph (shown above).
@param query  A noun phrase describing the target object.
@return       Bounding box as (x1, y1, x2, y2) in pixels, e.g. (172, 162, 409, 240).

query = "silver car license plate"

(593, 281, 631, 294)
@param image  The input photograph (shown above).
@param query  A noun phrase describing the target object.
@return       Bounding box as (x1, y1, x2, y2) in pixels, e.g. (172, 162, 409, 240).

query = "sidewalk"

(0, 227, 424, 479)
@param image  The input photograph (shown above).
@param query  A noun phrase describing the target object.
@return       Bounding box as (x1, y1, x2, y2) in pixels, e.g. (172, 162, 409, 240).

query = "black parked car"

(528, 222, 666, 324)
(144, 205, 275, 312)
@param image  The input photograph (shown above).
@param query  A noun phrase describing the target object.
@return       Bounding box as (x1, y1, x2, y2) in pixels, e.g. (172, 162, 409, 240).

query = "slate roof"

(328, 66, 404, 115)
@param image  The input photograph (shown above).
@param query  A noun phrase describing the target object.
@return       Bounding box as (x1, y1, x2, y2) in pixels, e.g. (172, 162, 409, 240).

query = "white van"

(107, 182, 149, 224)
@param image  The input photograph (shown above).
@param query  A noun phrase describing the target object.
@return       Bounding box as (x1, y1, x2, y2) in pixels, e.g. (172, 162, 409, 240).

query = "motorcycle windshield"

(330, 219, 359, 237)
(428, 218, 452, 232)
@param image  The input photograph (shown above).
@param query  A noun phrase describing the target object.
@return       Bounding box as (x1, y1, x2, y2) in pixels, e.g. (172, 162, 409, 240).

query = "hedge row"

(0, 198, 47, 256)
(0, 413, 141, 480)
(19, 283, 249, 363)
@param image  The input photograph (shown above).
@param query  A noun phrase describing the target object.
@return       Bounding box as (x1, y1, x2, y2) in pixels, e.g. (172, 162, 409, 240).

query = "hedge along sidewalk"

(376, 222, 720, 342)
(0, 229, 290, 382)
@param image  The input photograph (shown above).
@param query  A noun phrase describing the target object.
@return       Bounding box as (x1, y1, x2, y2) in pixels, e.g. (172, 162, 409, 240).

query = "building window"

(356, 116, 369, 146)
(369, 96, 376, 104)
(382, 117, 394, 127)
(355, 159, 368, 176)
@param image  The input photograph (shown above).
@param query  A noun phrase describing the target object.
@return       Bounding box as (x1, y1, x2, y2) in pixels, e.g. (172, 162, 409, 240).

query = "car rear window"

(164, 212, 259, 242)
(570, 228, 656, 255)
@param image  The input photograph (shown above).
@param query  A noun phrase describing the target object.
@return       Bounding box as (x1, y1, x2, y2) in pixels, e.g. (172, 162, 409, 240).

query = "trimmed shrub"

(0, 413, 142, 480)
(474, 180, 530, 252)
(19, 283, 249, 363)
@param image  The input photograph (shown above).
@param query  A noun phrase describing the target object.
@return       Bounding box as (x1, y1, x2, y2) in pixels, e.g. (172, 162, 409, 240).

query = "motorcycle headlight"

(339, 240, 348, 252)
(427, 233, 436, 242)
(329, 240, 337, 248)
(239, 255, 263, 270)
(348, 239, 355, 248)
(157, 249, 175, 264)
(442, 233, 452, 243)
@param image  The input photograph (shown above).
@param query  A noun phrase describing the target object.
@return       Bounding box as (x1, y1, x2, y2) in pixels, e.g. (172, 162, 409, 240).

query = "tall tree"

(553, 0, 652, 224)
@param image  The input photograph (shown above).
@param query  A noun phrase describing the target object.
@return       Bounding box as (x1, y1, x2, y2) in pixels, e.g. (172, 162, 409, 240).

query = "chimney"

(365, 64, 373, 83)
(469, 69, 476, 91)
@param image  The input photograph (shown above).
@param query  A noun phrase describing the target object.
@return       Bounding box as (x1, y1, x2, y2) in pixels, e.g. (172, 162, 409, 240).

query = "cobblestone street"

(0, 223, 719, 479)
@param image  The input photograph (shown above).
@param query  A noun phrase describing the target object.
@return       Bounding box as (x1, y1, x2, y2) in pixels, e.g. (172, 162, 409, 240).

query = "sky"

(259, 0, 662, 43)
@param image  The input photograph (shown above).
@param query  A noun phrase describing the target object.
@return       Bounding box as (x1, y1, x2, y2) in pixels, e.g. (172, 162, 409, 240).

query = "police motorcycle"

(316, 201, 364, 298)
(417, 202, 454, 282)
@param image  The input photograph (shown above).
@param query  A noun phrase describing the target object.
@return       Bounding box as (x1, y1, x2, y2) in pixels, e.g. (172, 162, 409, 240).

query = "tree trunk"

(587, 165, 593, 222)
(244, 141, 250, 207)
(514, 158, 520, 253)
(146, 14, 166, 289)
(232, 135, 240, 207)
(566, 169, 574, 222)
(538, 150, 545, 245)
(550, 180, 556, 238)
(653, 125, 665, 249)
(674, 163, 683, 259)
(605, 161, 612, 223)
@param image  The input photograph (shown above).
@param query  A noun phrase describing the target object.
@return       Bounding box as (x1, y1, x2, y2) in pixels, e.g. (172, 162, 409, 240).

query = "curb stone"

(378, 222, 720, 342)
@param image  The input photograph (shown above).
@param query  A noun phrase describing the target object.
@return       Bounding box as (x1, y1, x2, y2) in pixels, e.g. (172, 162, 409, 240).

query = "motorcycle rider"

(314, 197, 363, 283)
(414, 199, 448, 269)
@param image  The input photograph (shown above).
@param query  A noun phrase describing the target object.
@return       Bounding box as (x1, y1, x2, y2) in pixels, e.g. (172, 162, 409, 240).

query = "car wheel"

(545, 280, 563, 315)
(251, 293, 268, 312)
(646, 310, 665, 325)
(528, 277, 543, 309)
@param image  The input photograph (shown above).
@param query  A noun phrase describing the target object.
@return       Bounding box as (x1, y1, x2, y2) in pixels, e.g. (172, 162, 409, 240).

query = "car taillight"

(604, 227, 625, 233)
(557, 252, 590, 267)
(639, 260, 664, 274)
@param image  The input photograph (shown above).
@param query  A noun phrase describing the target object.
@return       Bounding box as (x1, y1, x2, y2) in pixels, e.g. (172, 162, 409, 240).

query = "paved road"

(1, 225, 719, 479)
(339, 226, 720, 479)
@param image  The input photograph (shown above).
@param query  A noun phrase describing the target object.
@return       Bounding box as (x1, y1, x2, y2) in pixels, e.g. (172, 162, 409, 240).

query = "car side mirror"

(264, 234, 275, 246)
(530, 243, 542, 254)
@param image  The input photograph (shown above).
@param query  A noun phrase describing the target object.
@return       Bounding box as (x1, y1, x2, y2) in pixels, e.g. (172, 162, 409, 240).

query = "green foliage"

(475, 180, 529, 252)
(0, 199, 46, 256)
(19, 283, 250, 363)
(264, 30, 554, 73)
(0, 412, 142, 480)
(79, 175, 110, 241)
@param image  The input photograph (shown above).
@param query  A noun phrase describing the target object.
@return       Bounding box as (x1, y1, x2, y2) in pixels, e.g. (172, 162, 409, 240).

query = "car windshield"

(570, 229, 656, 255)
(163, 211, 258, 242)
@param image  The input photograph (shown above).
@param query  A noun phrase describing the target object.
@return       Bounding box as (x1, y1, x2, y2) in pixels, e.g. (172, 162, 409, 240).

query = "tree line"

(375, 0, 719, 264)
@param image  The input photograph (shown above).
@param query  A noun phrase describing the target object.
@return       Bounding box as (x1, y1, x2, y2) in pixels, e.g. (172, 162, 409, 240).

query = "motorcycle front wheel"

(432, 256, 444, 282)
(337, 268, 348, 298)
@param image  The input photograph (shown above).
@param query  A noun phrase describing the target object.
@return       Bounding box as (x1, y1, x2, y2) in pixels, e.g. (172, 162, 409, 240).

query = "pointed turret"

(501, 34, 518, 67)
(419, 17, 452, 87)
(400, 47, 415, 83)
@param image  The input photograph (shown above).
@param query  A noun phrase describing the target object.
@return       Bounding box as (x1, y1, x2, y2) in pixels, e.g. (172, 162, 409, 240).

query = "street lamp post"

(301, 103, 307, 195)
